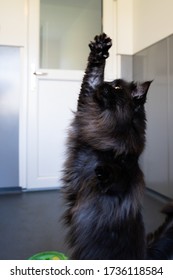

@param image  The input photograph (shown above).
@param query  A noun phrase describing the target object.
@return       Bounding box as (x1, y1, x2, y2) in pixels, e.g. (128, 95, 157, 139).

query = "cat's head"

(93, 79, 151, 134)
(94, 79, 152, 113)
(77, 79, 152, 155)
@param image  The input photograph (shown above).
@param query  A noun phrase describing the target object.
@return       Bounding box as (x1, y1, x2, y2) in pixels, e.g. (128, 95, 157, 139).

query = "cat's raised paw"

(89, 33, 112, 61)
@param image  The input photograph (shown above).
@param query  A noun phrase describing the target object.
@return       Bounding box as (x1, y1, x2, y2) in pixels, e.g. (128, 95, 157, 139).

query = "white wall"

(133, 0, 173, 53)
(117, 0, 133, 55)
(117, 0, 173, 55)
(0, 0, 27, 46)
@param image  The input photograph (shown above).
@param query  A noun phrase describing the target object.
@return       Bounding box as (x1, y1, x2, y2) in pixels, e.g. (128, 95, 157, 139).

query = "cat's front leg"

(79, 34, 112, 103)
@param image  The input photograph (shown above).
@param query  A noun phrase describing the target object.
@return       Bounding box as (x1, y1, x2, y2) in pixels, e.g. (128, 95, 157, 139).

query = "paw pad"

(89, 33, 112, 60)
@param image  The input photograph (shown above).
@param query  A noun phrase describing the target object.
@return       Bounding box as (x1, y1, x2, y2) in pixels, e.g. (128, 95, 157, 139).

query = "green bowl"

(28, 251, 68, 260)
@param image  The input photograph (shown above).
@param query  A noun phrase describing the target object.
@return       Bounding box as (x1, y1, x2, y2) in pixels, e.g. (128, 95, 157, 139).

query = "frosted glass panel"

(40, 0, 102, 70)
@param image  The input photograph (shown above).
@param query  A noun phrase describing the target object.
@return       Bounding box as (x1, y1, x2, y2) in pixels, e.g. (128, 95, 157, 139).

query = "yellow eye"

(115, 86, 122, 90)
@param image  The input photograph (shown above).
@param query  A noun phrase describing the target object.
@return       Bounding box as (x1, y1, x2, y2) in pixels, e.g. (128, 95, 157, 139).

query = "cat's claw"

(89, 33, 112, 61)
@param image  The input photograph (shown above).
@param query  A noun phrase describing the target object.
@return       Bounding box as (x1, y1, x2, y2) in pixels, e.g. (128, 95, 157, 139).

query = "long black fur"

(62, 33, 173, 259)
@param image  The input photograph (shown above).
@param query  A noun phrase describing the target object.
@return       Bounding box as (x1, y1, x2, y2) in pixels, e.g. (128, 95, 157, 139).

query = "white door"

(27, 0, 117, 190)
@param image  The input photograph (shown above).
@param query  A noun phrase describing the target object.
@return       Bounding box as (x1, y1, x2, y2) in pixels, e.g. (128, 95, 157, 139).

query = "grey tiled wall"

(133, 35, 173, 198)
(0, 47, 20, 188)
(119, 55, 133, 81)
(169, 35, 173, 196)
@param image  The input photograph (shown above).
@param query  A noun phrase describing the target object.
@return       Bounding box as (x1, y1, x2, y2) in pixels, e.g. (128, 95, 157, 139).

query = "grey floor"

(0, 189, 169, 260)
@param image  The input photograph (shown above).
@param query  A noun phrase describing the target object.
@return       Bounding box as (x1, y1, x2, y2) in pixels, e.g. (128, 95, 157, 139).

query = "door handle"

(33, 71, 48, 76)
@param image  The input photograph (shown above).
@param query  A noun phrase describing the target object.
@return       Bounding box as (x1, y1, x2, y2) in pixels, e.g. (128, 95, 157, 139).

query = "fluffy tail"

(147, 202, 173, 259)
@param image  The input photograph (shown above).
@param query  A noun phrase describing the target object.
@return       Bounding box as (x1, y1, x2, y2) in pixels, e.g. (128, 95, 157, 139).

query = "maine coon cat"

(62, 33, 173, 259)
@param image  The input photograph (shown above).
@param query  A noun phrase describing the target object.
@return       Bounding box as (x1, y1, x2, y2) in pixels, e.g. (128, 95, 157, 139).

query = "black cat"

(62, 33, 173, 259)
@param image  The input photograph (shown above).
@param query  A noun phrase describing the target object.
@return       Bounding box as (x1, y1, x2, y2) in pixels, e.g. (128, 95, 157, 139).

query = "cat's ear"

(132, 81, 152, 105)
